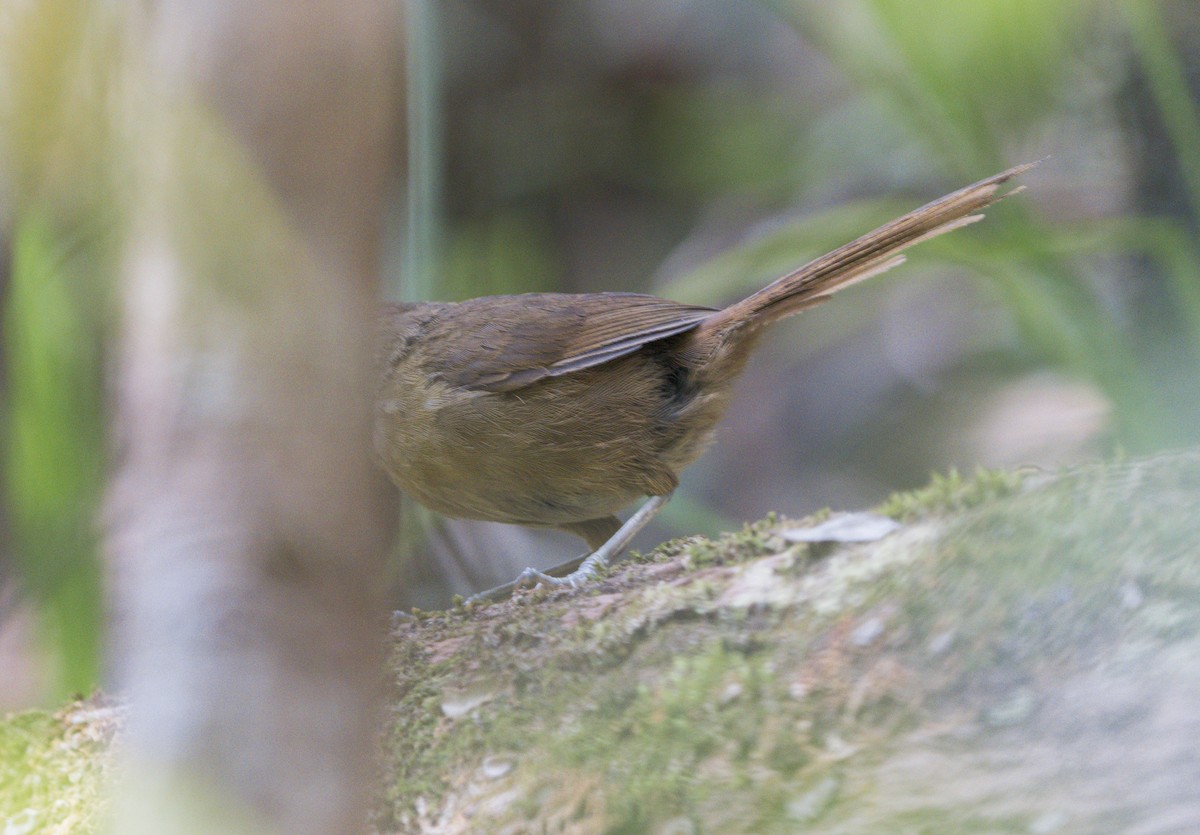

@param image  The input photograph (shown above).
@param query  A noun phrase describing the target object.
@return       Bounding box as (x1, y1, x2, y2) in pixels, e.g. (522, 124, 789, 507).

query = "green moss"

(668, 516, 790, 569)
(877, 465, 1025, 521)
(482, 636, 843, 834)
(378, 452, 1200, 831)
(0, 700, 116, 834)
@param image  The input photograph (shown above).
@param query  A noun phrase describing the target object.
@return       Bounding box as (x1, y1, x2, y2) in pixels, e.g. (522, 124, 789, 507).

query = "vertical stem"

(1123, 0, 1200, 225)
(404, 0, 443, 302)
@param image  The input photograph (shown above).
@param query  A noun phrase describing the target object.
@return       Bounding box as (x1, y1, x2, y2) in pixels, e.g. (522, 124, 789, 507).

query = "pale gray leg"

(466, 494, 672, 604)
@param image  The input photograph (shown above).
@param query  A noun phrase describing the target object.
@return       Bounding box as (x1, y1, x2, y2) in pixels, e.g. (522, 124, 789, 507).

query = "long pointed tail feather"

(698, 161, 1037, 336)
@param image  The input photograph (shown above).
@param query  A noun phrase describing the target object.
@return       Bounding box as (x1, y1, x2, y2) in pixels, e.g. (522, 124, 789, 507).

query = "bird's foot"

(464, 494, 673, 606)
(513, 559, 600, 591)
(462, 554, 591, 605)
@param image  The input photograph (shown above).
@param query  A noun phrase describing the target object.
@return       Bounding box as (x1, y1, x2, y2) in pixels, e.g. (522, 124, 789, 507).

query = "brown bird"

(376, 163, 1033, 600)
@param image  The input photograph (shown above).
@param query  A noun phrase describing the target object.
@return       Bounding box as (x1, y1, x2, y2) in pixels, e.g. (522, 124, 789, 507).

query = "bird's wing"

(425, 293, 716, 393)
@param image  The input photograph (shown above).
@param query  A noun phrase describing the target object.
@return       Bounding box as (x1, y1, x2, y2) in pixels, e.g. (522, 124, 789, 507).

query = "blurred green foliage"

(763, 0, 1200, 449)
(5, 217, 106, 698)
(792, 0, 1089, 169)
(2, 0, 117, 699)
(1123, 0, 1200, 222)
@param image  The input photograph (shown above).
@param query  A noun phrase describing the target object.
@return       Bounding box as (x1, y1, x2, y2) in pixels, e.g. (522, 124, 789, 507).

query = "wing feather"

(424, 293, 716, 392)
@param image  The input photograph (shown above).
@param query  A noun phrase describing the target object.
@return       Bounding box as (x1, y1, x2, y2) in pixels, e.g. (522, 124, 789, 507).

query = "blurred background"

(4, 0, 1200, 707)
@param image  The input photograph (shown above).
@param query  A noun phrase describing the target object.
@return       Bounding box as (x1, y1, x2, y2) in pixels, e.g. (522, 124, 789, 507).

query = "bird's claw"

(514, 567, 575, 591)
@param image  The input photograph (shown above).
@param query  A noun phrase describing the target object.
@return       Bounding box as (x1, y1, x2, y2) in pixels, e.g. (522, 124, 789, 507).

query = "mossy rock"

(4, 452, 1200, 833)
(0, 698, 119, 833)
(379, 452, 1200, 833)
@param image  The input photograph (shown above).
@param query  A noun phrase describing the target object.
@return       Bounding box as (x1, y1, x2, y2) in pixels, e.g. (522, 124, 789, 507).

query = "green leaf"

(5, 213, 105, 698)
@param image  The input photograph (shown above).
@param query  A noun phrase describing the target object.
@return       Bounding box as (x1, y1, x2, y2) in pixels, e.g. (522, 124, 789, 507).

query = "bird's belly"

(376, 382, 664, 526)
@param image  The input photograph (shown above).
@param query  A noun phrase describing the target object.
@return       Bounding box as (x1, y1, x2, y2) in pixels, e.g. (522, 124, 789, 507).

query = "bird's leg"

(519, 493, 672, 589)
(466, 494, 672, 604)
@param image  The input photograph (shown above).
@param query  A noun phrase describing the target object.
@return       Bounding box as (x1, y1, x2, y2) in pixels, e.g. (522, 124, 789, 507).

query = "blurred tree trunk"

(105, 1, 401, 831)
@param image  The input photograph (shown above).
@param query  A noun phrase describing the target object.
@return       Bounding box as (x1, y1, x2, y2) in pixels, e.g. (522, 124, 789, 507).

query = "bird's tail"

(695, 162, 1036, 340)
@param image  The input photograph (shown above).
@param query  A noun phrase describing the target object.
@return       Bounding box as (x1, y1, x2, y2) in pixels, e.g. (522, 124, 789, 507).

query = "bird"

(375, 163, 1034, 600)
